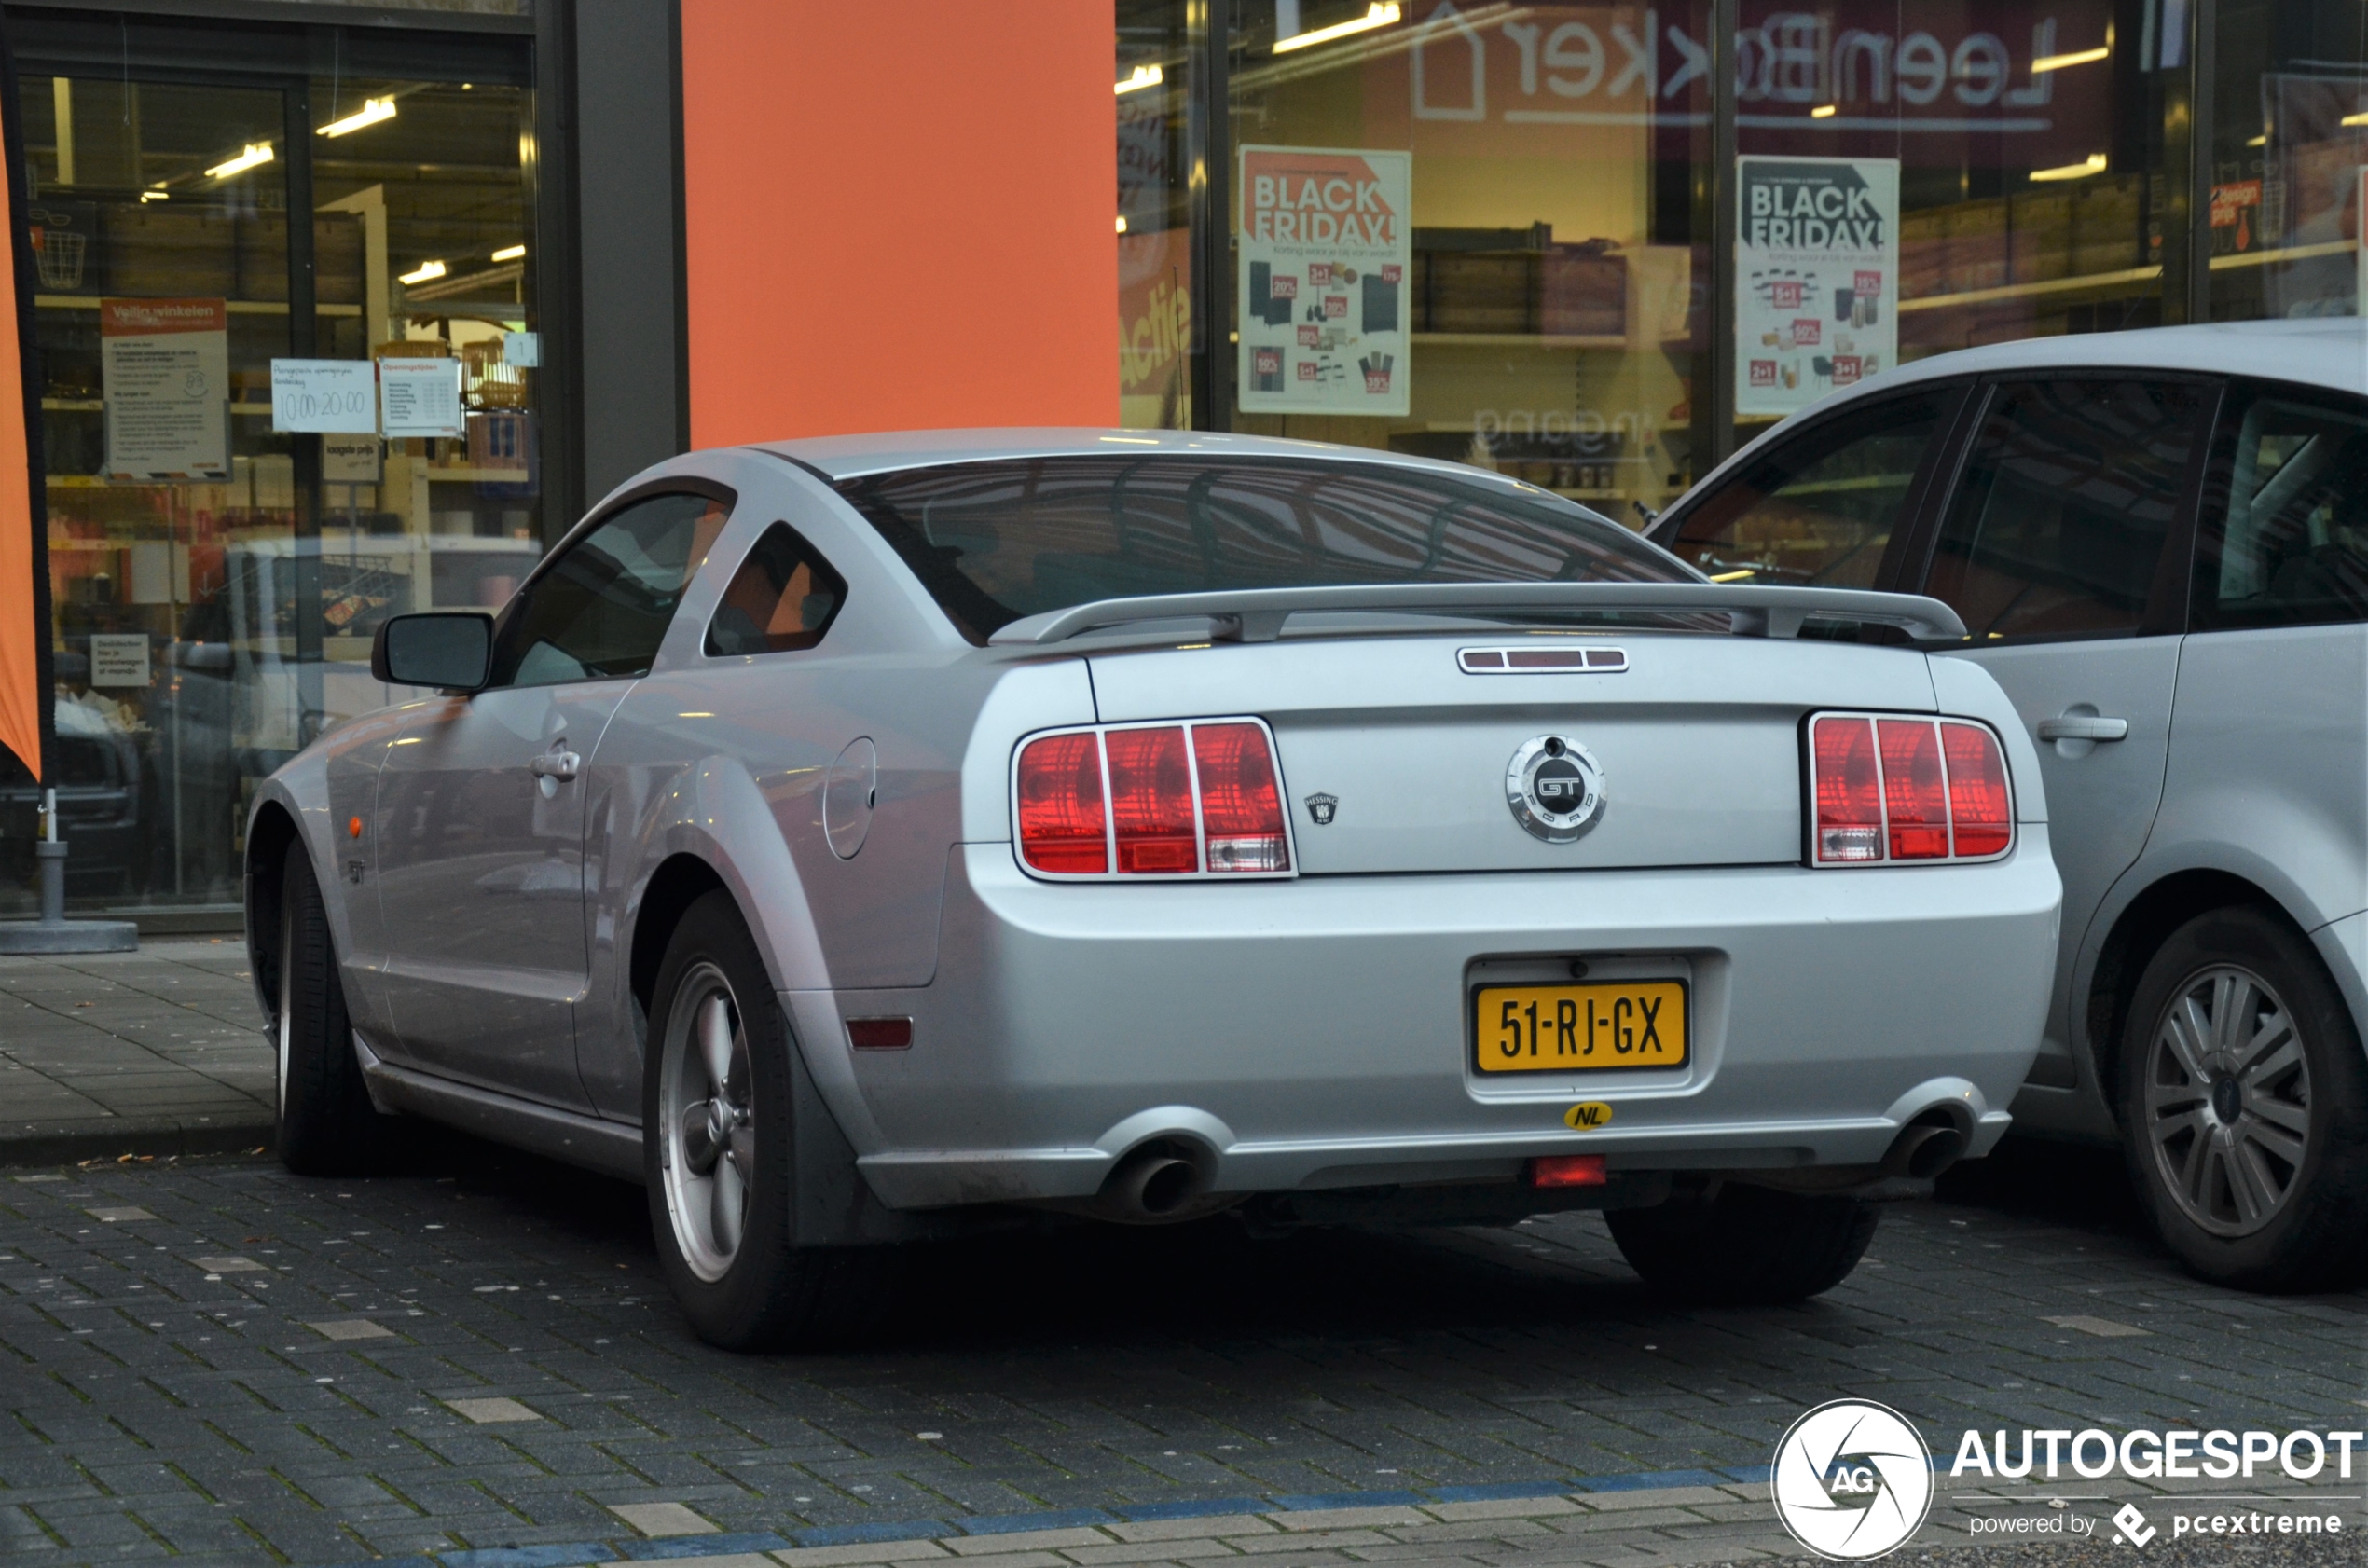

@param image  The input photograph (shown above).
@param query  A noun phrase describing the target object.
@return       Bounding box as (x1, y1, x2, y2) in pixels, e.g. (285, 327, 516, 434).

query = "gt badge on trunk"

(1506, 735, 1605, 843)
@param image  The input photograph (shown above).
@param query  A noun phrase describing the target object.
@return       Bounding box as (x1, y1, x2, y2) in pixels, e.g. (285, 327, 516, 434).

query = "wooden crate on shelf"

(2070, 178, 2143, 277)
(2010, 191, 2074, 284)
(1539, 245, 1626, 337)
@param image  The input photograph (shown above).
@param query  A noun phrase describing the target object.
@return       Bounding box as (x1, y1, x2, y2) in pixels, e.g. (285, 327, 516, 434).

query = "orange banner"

(0, 24, 39, 783)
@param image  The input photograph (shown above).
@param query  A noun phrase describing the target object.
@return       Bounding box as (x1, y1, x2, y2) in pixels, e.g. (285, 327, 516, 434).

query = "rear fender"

(612, 755, 891, 1158)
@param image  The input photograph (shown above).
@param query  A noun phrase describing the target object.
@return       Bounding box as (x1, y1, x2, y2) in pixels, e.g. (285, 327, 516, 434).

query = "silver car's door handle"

(530, 750, 582, 780)
(2036, 716, 2129, 743)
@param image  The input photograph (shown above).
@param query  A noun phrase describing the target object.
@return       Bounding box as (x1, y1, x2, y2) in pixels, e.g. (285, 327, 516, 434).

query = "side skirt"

(353, 1033, 644, 1181)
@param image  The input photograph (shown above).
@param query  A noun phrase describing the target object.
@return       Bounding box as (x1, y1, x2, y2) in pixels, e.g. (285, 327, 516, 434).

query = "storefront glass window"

(4, 31, 539, 918)
(1732, 1, 2186, 452)
(1120, 0, 1193, 427)
(2209, 1, 2368, 321)
(1223, 1, 1714, 526)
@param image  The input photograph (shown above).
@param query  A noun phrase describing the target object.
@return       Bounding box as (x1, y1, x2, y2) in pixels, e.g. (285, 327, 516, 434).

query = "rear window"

(833, 457, 1689, 642)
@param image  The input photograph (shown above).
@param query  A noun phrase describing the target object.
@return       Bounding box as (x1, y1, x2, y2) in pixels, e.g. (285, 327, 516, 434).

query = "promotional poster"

(100, 296, 228, 480)
(1237, 144, 1411, 417)
(1735, 155, 1900, 418)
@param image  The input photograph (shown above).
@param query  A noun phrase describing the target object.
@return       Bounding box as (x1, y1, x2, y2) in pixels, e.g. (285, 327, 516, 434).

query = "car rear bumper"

(791, 833, 2062, 1210)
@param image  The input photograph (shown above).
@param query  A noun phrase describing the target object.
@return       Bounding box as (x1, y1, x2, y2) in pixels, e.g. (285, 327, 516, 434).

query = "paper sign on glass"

(1734, 156, 1900, 418)
(379, 358, 465, 439)
(104, 298, 229, 478)
(271, 359, 378, 433)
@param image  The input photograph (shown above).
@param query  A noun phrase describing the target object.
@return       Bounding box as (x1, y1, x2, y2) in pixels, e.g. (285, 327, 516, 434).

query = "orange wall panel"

(681, 1, 1118, 447)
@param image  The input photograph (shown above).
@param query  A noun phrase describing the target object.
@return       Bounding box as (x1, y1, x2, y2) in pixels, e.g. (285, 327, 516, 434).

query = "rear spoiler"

(987, 582, 1967, 646)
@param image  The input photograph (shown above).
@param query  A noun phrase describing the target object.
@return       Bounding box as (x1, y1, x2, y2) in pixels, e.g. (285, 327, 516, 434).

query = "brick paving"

(0, 1135, 2362, 1568)
(0, 939, 272, 1162)
(0, 951, 2362, 1567)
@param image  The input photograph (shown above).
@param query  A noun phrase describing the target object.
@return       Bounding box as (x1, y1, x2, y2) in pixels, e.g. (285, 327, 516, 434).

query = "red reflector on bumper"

(846, 1017, 913, 1050)
(1529, 1154, 1608, 1189)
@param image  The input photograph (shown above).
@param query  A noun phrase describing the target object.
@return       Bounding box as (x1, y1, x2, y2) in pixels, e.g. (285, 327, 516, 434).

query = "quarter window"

(487, 491, 734, 687)
(1666, 391, 1956, 589)
(1922, 380, 2206, 640)
(706, 524, 847, 655)
(2194, 389, 2368, 630)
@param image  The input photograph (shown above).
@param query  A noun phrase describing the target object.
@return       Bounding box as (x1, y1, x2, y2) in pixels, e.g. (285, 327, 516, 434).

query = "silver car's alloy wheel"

(659, 961, 755, 1283)
(2142, 963, 2312, 1238)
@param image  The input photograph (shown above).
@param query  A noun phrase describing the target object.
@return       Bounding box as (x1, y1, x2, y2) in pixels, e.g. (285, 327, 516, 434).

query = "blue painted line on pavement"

(1105, 1495, 1271, 1522)
(611, 1532, 792, 1559)
(328, 1459, 1783, 1566)
(958, 1507, 1118, 1534)
(789, 1519, 953, 1548)
(1425, 1479, 1578, 1503)
(1574, 1467, 1731, 1492)
(1271, 1489, 1428, 1510)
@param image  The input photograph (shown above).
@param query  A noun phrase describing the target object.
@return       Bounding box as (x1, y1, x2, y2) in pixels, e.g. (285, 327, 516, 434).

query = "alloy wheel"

(658, 961, 755, 1282)
(2142, 963, 2312, 1237)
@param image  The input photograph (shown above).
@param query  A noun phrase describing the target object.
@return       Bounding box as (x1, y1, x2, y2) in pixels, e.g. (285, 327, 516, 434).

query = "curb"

(0, 1114, 274, 1167)
(310, 1471, 1783, 1567)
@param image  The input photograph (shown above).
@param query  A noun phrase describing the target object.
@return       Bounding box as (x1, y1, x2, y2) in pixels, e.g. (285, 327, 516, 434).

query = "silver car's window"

(1922, 380, 2205, 640)
(1667, 391, 1954, 588)
(2195, 389, 2368, 631)
(705, 523, 847, 656)
(834, 457, 1687, 643)
(488, 491, 733, 687)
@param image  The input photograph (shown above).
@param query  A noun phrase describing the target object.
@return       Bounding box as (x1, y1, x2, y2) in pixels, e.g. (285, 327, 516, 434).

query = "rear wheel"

(1606, 1185, 1878, 1303)
(2118, 907, 2368, 1292)
(275, 844, 394, 1176)
(645, 890, 876, 1350)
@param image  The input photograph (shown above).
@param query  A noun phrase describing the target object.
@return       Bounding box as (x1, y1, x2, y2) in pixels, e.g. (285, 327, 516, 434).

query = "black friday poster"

(1736, 156, 1900, 418)
(1237, 144, 1411, 417)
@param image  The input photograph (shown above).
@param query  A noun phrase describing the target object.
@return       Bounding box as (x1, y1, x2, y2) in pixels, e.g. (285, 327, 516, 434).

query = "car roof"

(751, 427, 1526, 485)
(1830, 318, 2368, 404)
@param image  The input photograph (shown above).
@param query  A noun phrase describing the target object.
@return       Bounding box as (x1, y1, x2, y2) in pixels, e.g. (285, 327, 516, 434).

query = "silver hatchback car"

(248, 433, 2060, 1347)
(1651, 321, 2368, 1293)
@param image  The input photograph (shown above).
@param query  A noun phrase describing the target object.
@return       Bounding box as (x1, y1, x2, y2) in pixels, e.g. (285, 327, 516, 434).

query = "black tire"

(1606, 1184, 1878, 1303)
(276, 842, 395, 1176)
(643, 890, 876, 1351)
(2117, 906, 2368, 1292)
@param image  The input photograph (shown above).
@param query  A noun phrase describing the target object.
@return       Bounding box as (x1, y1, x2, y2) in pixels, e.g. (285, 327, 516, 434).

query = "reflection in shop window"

(1225, 0, 1713, 528)
(3, 41, 539, 917)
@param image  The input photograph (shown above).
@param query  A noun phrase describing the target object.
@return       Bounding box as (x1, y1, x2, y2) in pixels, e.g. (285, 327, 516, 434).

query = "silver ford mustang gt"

(244, 430, 2061, 1348)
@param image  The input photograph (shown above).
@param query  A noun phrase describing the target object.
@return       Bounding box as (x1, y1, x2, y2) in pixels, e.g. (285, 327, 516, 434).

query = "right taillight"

(1012, 718, 1296, 881)
(1809, 712, 2012, 866)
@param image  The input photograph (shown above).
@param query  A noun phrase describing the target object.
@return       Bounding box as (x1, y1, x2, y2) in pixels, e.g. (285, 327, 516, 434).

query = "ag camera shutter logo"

(1772, 1399, 1934, 1560)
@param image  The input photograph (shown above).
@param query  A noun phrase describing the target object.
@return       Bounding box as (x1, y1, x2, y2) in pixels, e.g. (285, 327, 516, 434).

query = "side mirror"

(372, 612, 492, 692)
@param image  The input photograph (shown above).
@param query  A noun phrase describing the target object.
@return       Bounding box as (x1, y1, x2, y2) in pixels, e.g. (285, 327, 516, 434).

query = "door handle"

(2036, 715, 2129, 743)
(530, 750, 582, 781)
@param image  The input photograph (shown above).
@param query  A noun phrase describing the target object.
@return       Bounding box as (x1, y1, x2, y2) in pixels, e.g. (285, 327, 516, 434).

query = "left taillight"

(1807, 712, 2013, 867)
(1012, 719, 1293, 880)
(1015, 731, 1108, 874)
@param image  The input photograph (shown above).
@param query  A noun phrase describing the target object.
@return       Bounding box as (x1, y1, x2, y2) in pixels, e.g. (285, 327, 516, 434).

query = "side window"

(705, 524, 847, 655)
(488, 491, 734, 688)
(1922, 379, 2206, 640)
(2194, 387, 2368, 631)
(1667, 390, 1957, 589)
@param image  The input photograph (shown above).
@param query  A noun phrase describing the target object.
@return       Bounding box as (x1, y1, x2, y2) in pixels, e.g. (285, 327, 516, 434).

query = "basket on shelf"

(34, 228, 85, 291)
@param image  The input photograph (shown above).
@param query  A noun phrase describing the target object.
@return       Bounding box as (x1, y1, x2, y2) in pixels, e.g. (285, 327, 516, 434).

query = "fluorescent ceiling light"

(1116, 215, 1129, 234)
(139, 190, 168, 203)
(1810, 103, 1837, 118)
(204, 143, 274, 180)
(1273, 1, 1400, 54)
(2030, 153, 2108, 182)
(2345, 111, 2368, 127)
(2247, 133, 2267, 146)
(2031, 45, 2110, 72)
(1116, 63, 1163, 95)
(317, 97, 396, 138)
(399, 259, 447, 285)
(490, 243, 526, 262)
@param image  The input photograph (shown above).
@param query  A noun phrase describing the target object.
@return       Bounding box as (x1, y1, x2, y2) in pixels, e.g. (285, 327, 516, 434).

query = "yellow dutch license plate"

(1472, 981, 1688, 1074)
